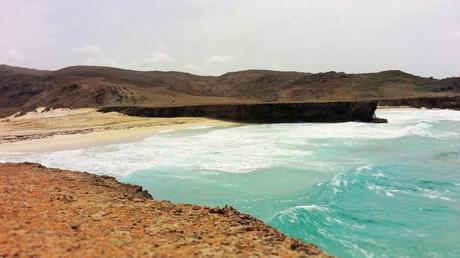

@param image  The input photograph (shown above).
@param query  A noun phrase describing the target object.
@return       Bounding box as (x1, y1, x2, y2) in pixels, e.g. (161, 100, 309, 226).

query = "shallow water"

(2, 109, 460, 257)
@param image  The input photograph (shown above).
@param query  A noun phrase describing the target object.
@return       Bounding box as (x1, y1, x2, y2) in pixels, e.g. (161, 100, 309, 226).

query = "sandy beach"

(0, 108, 237, 153)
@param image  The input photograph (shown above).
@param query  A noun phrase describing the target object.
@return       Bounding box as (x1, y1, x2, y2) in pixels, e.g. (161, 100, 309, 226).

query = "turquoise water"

(2, 109, 460, 257)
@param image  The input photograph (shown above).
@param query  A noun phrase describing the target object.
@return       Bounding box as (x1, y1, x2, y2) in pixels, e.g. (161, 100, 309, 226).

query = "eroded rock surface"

(0, 163, 330, 258)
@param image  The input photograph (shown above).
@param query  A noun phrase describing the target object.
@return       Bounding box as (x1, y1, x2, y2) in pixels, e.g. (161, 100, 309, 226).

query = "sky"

(0, 0, 459, 78)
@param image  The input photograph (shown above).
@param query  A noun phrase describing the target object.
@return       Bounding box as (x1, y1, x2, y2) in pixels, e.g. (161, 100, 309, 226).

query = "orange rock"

(0, 162, 331, 258)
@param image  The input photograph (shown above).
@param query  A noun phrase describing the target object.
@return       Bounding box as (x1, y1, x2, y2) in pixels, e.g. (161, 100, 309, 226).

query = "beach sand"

(0, 108, 237, 153)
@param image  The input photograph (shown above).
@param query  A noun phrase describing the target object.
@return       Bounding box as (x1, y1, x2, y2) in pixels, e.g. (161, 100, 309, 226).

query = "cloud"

(68, 44, 113, 67)
(182, 63, 205, 74)
(0, 48, 25, 64)
(69, 43, 175, 70)
(1, 1, 459, 77)
(128, 51, 175, 70)
(135, 51, 174, 66)
(209, 55, 236, 63)
(82, 57, 118, 67)
(70, 44, 102, 55)
(147, 51, 174, 63)
(67, 42, 176, 70)
(157, 43, 168, 51)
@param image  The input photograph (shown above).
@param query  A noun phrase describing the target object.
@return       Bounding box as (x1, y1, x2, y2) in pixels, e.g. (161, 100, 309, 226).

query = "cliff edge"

(99, 101, 382, 123)
(0, 163, 330, 258)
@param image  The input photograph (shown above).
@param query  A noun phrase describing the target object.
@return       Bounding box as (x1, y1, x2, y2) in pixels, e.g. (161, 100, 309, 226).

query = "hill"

(1, 64, 459, 117)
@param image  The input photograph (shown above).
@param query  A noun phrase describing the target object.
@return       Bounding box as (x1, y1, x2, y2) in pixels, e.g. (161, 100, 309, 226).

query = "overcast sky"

(0, 0, 459, 78)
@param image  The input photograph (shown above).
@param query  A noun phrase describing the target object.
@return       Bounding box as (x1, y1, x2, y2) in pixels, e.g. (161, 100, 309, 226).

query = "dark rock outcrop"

(99, 101, 382, 123)
(379, 96, 460, 110)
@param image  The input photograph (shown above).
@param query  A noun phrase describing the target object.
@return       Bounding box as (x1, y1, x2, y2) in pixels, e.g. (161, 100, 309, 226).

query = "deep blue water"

(2, 109, 459, 257)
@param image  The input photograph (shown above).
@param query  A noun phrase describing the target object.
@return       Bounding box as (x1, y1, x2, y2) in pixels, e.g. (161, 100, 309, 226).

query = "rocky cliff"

(100, 101, 381, 123)
(379, 96, 460, 110)
(0, 162, 330, 257)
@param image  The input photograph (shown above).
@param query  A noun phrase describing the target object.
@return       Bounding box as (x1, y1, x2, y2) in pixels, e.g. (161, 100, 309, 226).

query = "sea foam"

(1, 109, 458, 177)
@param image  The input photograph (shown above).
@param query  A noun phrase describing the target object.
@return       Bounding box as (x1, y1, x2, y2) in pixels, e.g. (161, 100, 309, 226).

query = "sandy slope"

(0, 108, 236, 153)
(0, 163, 330, 257)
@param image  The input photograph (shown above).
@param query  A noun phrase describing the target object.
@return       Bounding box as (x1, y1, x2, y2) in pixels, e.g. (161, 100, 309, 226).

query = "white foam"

(385, 192, 394, 197)
(419, 188, 452, 201)
(296, 205, 329, 211)
(0, 109, 458, 176)
(373, 172, 385, 178)
(269, 204, 329, 224)
(376, 108, 460, 123)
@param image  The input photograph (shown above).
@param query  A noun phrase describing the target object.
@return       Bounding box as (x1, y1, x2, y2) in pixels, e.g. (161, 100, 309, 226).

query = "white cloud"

(1, 1, 459, 77)
(70, 44, 102, 55)
(127, 51, 175, 70)
(209, 54, 236, 63)
(157, 43, 168, 51)
(69, 43, 174, 70)
(82, 57, 118, 67)
(68, 44, 113, 67)
(0, 48, 25, 64)
(182, 63, 205, 74)
(148, 51, 174, 63)
(135, 51, 174, 66)
(66, 42, 176, 70)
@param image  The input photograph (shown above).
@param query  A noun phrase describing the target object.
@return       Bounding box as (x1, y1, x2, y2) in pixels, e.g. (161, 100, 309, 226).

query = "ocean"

(2, 108, 459, 257)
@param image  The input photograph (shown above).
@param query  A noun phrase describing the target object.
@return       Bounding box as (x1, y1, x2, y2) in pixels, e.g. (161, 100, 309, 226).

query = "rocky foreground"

(0, 163, 330, 257)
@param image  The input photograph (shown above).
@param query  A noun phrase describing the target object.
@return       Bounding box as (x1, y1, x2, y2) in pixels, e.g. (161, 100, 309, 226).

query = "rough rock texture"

(1, 64, 459, 117)
(99, 101, 380, 123)
(379, 96, 460, 110)
(0, 163, 330, 258)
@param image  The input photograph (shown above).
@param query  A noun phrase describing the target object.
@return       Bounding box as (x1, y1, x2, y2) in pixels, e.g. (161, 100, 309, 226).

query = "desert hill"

(1, 64, 459, 117)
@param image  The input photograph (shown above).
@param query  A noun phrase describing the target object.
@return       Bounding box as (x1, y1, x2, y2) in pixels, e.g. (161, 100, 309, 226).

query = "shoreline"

(0, 121, 236, 153)
(0, 108, 237, 153)
(0, 106, 449, 154)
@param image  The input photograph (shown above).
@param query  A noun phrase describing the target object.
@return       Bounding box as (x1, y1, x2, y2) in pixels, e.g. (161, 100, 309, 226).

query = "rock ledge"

(0, 162, 330, 258)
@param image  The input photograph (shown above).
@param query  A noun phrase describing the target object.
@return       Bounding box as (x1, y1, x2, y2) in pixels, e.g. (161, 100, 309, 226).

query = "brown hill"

(1, 64, 459, 117)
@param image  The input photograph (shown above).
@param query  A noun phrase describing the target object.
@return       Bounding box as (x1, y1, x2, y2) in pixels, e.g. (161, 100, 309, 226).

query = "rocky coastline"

(99, 101, 383, 123)
(378, 96, 460, 110)
(0, 162, 330, 257)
